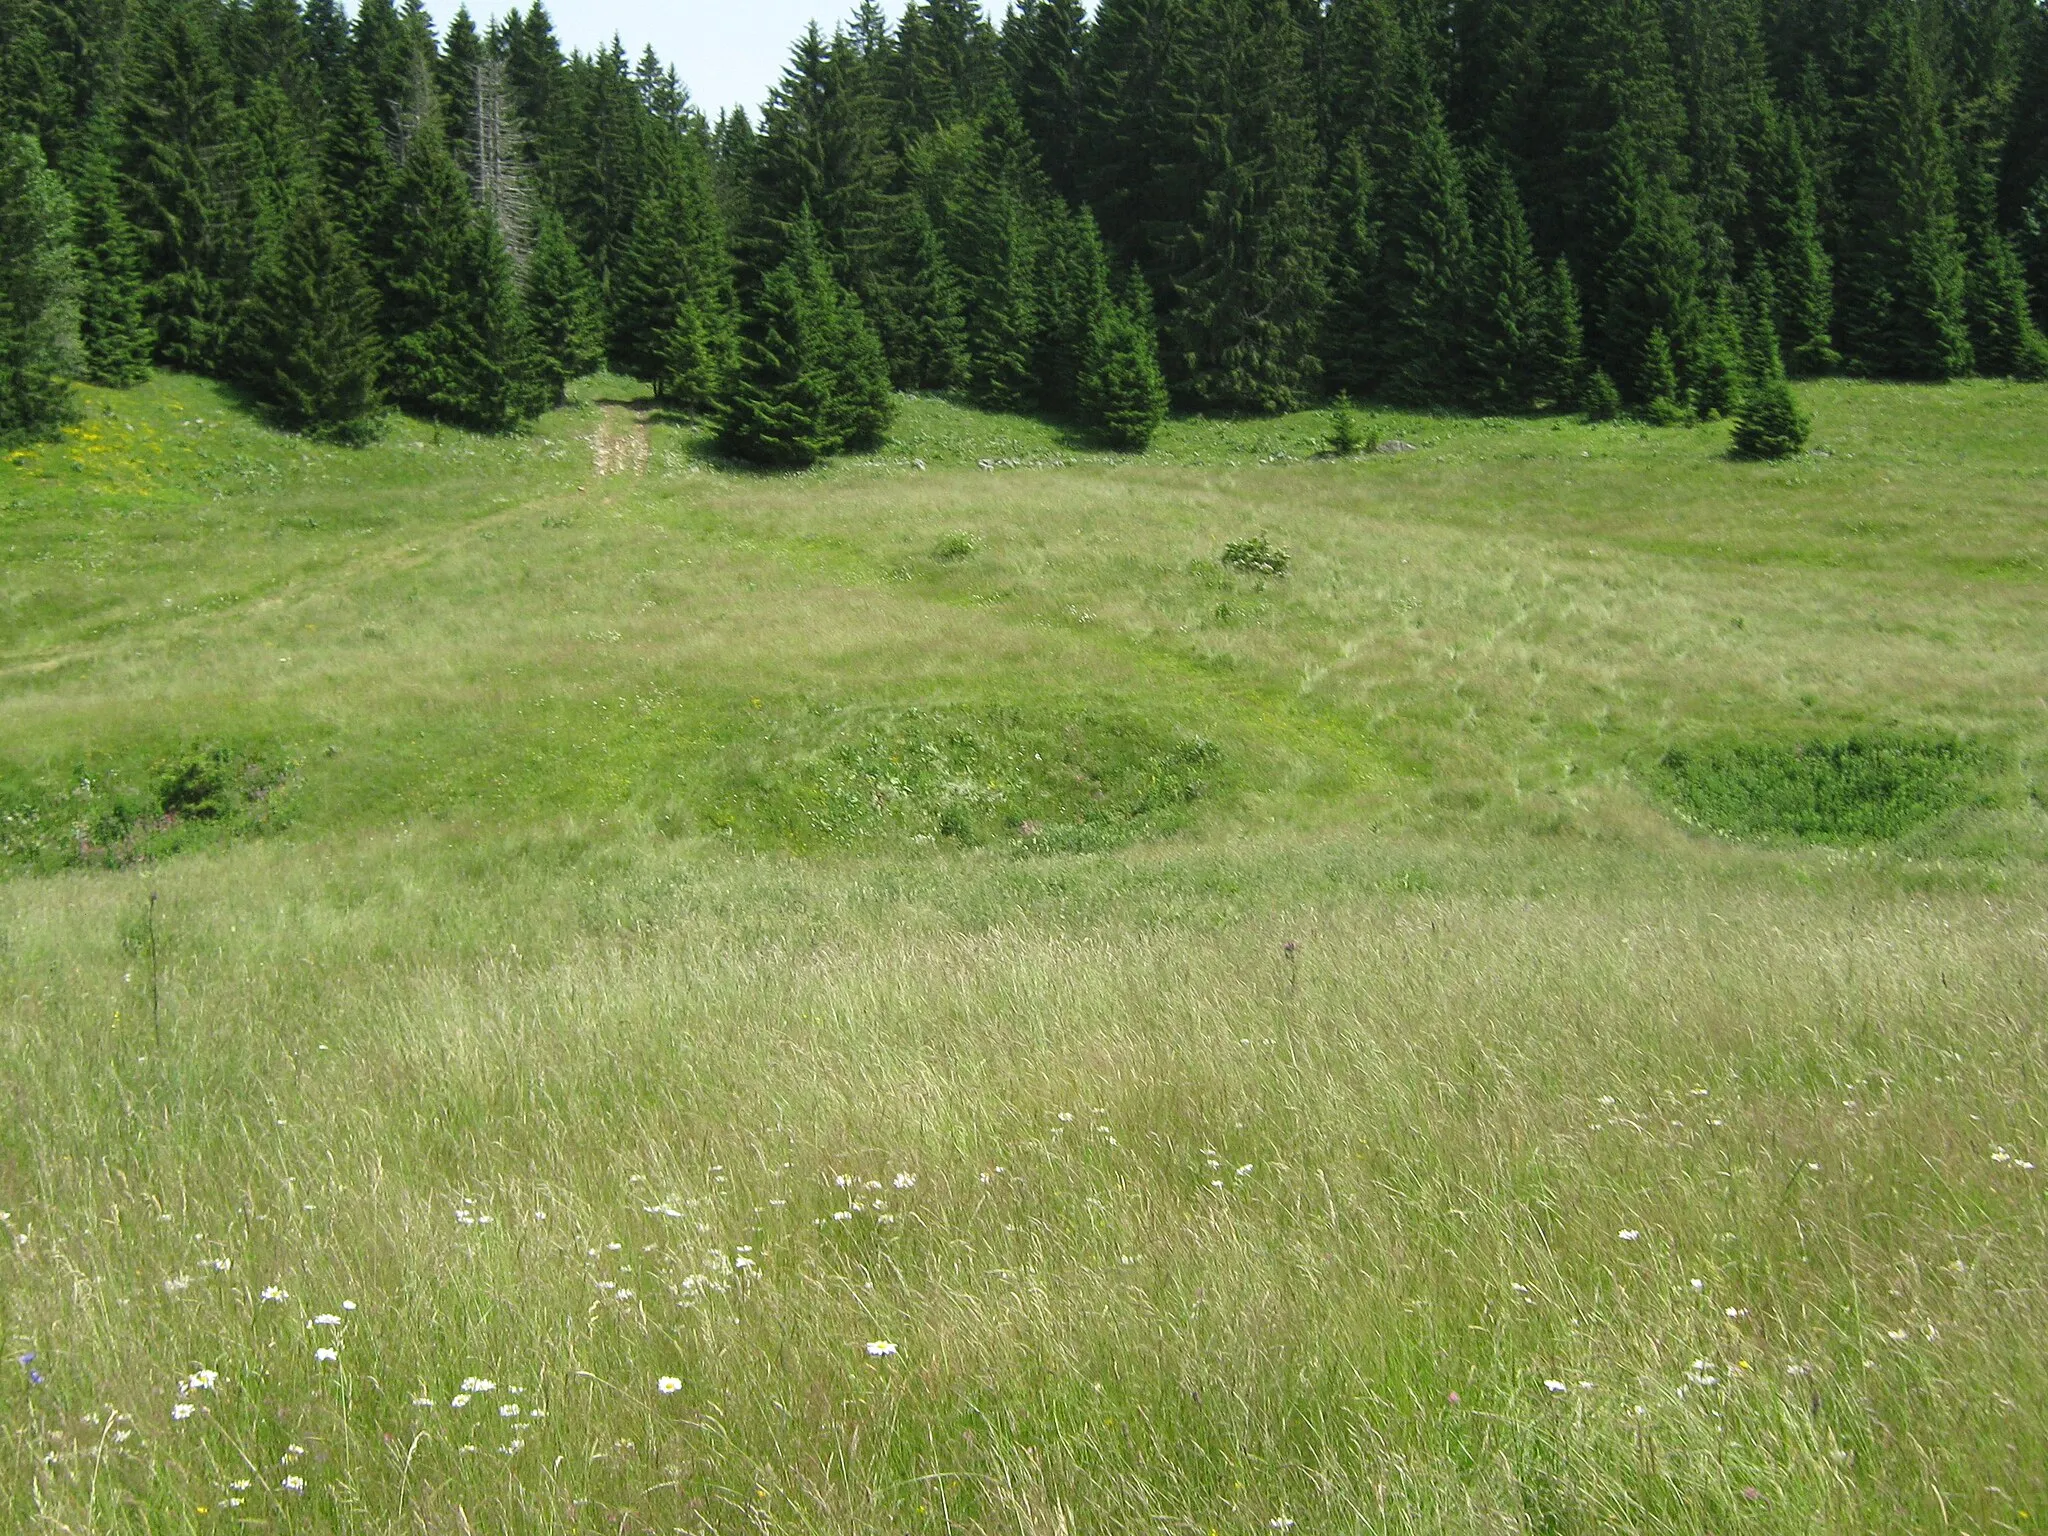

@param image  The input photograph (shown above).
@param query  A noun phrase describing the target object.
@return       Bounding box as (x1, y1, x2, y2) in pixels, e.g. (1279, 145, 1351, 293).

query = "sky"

(416, 0, 995, 120)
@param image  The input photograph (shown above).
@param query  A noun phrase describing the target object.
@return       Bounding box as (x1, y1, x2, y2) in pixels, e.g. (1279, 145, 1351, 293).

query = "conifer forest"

(3, 0, 2047, 458)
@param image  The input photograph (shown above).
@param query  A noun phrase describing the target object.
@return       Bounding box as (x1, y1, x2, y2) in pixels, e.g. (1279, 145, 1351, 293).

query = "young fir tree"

(1730, 267, 1809, 457)
(1836, 10, 1971, 379)
(889, 196, 967, 390)
(1377, 102, 1473, 406)
(947, 139, 1038, 411)
(1031, 202, 1109, 415)
(1750, 106, 1836, 373)
(719, 256, 833, 465)
(1321, 134, 1383, 398)
(1465, 151, 1547, 410)
(1581, 366, 1622, 420)
(521, 208, 603, 405)
(241, 190, 384, 441)
(0, 132, 78, 443)
(1636, 326, 1685, 424)
(70, 146, 153, 386)
(1533, 255, 1587, 408)
(1077, 269, 1168, 448)
(1692, 281, 1747, 418)
(1590, 125, 1708, 414)
(374, 120, 544, 430)
(457, 211, 548, 431)
(719, 206, 889, 464)
(610, 132, 734, 411)
(1962, 221, 2048, 379)
(819, 267, 892, 450)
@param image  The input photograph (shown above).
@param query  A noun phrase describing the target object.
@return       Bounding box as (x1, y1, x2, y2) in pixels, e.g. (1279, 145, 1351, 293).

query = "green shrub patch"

(1656, 732, 1990, 844)
(0, 743, 296, 873)
(705, 703, 1229, 852)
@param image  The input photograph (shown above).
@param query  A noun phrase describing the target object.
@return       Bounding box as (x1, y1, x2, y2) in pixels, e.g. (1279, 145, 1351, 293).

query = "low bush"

(1221, 535, 1289, 576)
(1657, 732, 1989, 843)
(0, 743, 295, 872)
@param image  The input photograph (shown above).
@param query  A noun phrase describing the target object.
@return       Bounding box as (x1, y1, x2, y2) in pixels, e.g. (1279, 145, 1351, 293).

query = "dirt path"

(591, 405, 651, 477)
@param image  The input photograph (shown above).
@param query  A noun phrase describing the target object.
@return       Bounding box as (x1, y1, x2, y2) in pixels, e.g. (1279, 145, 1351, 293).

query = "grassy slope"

(1, 374, 2045, 1533)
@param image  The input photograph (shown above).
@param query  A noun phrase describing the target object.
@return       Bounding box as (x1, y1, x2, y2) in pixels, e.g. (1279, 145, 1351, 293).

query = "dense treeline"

(3, 0, 2046, 458)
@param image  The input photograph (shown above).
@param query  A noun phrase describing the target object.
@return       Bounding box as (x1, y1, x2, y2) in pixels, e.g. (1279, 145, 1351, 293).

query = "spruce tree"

(1592, 133, 1706, 413)
(1321, 134, 1383, 397)
(889, 197, 967, 390)
(1533, 256, 1587, 408)
(1731, 271, 1808, 458)
(1465, 150, 1546, 410)
(0, 132, 77, 443)
(322, 77, 395, 256)
(1692, 282, 1746, 418)
(70, 146, 153, 386)
(1376, 101, 1472, 406)
(241, 190, 384, 441)
(1077, 269, 1168, 448)
(1031, 202, 1109, 415)
(1836, 10, 1971, 379)
(947, 139, 1037, 410)
(1962, 222, 2048, 380)
(1750, 106, 1836, 374)
(719, 206, 889, 464)
(120, 0, 237, 370)
(610, 132, 734, 410)
(458, 212, 547, 431)
(719, 256, 833, 466)
(1581, 366, 1621, 420)
(373, 119, 545, 430)
(1003, 0, 1087, 199)
(522, 208, 603, 404)
(821, 277, 892, 450)
(1636, 327, 1684, 425)
(1164, 0, 1327, 412)
(1077, 0, 1195, 283)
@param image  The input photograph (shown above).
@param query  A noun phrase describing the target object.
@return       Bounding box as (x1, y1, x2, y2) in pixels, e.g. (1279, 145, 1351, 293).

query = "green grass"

(2, 372, 2046, 1532)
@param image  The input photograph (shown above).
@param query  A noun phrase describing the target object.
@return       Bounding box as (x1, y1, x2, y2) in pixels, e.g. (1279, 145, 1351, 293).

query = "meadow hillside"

(2, 376, 2046, 1533)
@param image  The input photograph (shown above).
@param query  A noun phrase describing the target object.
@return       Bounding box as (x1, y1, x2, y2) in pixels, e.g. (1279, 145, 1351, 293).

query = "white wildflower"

(657, 1377, 683, 1394)
(315, 1347, 338, 1363)
(893, 1172, 916, 1190)
(260, 1286, 288, 1303)
(451, 1393, 472, 1408)
(865, 1340, 898, 1357)
(281, 1475, 305, 1493)
(171, 1403, 196, 1421)
(1543, 1379, 1568, 1394)
(460, 1377, 494, 1392)
(1618, 1230, 1640, 1241)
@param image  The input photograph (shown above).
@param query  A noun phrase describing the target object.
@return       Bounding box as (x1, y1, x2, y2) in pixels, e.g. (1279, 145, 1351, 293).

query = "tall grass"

(2, 373, 2045, 1531)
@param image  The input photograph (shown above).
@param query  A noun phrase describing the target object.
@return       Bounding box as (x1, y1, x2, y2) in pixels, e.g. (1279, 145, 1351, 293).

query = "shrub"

(1658, 733, 1987, 843)
(1221, 535, 1289, 576)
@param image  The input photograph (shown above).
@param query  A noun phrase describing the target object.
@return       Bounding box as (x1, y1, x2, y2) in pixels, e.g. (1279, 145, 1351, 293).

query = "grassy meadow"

(2, 374, 2046, 1533)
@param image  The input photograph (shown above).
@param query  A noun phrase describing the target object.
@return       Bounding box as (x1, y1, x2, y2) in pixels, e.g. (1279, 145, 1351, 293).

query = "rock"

(1376, 439, 1418, 454)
